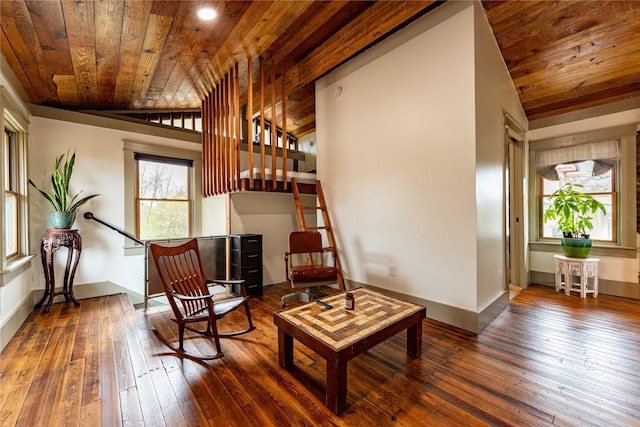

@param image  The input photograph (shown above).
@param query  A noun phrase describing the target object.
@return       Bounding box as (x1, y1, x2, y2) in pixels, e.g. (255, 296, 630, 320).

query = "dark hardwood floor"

(1, 283, 639, 426)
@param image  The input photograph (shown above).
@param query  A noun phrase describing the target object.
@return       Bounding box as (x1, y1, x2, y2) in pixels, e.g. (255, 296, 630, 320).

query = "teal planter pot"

(561, 237, 592, 258)
(50, 212, 76, 229)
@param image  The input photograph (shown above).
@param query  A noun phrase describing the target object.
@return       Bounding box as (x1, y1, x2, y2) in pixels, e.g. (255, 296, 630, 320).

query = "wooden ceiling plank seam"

(24, 0, 74, 75)
(130, 13, 173, 107)
(60, 0, 95, 47)
(95, 0, 125, 109)
(488, 1, 611, 52)
(113, 0, 153, 110)
(525, 82, 640, 121)
(150, 0, 181, 17)
(0, 28, 39, 102)
(482, 0, 550, 37)
(141, 1, 200, 108)
(498, 4, 640, 75)
(60, 0, 98, 106)
(504, 19, 640, 80)
(514, 51, 640, 103)
(0, 0, 60, 103)
(52, 74, 79, 107)
(521, 67, 640, 112)
(68, 46, 97, 106)
(257, 1, 347, 68)
(268, 1, 376, 68)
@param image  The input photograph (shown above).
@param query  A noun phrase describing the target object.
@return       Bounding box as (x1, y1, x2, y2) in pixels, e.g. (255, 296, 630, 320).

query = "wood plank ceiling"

(1, 1, 639, 137)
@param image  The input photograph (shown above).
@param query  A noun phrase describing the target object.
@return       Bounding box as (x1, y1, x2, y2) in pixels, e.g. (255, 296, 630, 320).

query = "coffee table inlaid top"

(275, 288, 425, 351)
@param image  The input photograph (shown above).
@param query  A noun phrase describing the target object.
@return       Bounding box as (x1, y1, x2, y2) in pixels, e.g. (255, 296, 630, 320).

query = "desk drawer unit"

(230, 234, 263, 297)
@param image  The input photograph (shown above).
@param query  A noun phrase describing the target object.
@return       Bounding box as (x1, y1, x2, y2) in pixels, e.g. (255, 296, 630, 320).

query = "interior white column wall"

(473, 3, 528, 311)
(317, 3, 479, 311)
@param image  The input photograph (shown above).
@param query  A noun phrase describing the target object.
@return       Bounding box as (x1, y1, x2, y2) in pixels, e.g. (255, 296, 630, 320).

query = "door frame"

(504, 113, 527, 291)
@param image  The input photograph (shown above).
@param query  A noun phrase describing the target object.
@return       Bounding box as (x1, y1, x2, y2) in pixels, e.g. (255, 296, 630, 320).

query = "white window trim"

(1, 88, 32, 276)
(123, 139, 202, 255)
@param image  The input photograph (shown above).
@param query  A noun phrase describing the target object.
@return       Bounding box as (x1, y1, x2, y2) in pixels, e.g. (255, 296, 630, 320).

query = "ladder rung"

(307, 226, 330, 231)
(301, 206, 322, 210)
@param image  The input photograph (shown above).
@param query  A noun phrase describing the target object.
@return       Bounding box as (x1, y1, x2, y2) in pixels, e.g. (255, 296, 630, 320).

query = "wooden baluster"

(271, 62, 277, 190)
(234, 61, 240, 192)
(215, 83, 222, 195)
(282, 65, 287, 190)
(202, 95, 210, 196)
(260, 58, 266, 190)
(247, 56, 254, 190)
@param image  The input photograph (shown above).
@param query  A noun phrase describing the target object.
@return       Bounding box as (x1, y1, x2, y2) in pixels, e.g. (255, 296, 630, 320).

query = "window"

(2, 104, 29, 267)
(135, 153, 193, 240)
(124, 140, 202, 252)
(4, 129, 18, 258)
(252, 117, 297, 150)
(537, 140, 618, 242)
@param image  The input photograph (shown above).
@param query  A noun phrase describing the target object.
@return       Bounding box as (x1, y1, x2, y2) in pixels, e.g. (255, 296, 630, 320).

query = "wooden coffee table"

(273, 288, 426, 415)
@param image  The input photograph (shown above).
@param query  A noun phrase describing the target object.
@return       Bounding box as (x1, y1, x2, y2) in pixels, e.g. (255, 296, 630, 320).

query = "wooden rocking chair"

(149, 238, 255, 361)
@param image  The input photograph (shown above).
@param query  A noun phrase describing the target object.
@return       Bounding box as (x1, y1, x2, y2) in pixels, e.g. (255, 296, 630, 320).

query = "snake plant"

(29, 150, 100, 212)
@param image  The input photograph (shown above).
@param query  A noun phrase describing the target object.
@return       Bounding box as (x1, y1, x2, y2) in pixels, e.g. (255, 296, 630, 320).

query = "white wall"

(28, 115, 200, 296)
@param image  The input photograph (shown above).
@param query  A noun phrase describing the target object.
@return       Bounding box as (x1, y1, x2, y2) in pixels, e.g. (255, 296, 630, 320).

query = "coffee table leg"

(326, 358, 348, 415)
(406, 320, 423, 357)
(278, 328, 294, 369)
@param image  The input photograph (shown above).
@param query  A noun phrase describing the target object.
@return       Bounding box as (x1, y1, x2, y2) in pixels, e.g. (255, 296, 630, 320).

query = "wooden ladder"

(291, 178, 345, 291)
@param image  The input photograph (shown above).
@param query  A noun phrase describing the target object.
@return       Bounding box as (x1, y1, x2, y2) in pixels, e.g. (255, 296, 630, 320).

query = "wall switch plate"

(388, 264, 395, 276)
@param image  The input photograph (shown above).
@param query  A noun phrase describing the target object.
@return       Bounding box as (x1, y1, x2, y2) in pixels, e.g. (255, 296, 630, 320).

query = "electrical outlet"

(388, 264, 395, 276)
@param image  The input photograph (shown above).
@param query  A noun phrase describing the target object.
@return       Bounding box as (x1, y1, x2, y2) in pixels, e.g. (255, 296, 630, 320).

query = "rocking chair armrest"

(170, 291, 214, 303)
(206, 278, 245, 287)
(206, 278, 250, 298)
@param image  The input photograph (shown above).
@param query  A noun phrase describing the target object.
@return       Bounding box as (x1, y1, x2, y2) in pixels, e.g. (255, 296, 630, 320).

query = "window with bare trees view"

(135, 154, 192, 240)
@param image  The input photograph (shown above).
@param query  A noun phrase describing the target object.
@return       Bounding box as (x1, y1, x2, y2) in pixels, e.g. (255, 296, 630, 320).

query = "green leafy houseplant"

(29, 150, 99, 228)
(542, 182, 606, 257)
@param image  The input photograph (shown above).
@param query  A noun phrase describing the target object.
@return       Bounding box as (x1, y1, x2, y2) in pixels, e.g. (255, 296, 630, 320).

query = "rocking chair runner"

(149, 238, 255, 361)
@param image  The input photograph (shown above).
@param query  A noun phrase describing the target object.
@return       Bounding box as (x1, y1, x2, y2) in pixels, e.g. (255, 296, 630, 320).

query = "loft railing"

(83, 212, 143, 245)
(202, 57, 301, 195)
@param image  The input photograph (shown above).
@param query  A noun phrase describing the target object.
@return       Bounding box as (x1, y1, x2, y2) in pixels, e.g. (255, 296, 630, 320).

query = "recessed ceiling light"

(197, 7, 217, 21)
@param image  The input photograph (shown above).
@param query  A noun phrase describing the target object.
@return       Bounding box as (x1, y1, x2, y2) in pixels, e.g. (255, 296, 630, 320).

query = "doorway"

(504, 114, 526, 298)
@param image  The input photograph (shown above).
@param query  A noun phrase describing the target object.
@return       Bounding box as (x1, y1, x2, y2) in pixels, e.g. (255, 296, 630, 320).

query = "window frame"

(538, 163, 617, 243)
(135, 155, 193, 240)
(528, 123, 636, 257)
(1, 92, 31, 272)
(5, 129, 18, 258)
(123, 140, 202, 255)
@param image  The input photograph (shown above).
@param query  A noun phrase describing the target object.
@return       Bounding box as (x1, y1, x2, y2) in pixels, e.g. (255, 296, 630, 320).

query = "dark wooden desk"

(35, 229, 82, 313)
(273, 288, 426, 415)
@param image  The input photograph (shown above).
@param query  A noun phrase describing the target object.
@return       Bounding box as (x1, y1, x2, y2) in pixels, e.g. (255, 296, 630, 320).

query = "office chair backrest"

(289, 231, 323, 254)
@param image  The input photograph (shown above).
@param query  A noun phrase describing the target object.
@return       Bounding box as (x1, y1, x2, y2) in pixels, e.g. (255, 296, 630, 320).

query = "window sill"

(529, 241, 636, 259)
(2, 254, 36, 285)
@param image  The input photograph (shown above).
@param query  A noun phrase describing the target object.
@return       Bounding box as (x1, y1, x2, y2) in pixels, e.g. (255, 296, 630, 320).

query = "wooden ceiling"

(1, 1, 639, 137)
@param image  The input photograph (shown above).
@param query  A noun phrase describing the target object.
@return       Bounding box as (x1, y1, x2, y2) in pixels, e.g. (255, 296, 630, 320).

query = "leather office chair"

(282, 231, 338, 307)
(149, 238, 255, 361)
